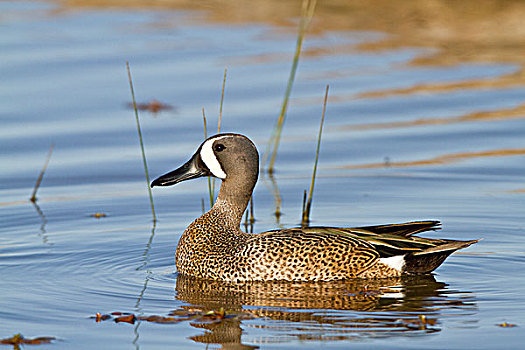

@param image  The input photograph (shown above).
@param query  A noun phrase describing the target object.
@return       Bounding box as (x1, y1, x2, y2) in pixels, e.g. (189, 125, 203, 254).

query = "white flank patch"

(379, 255, 406, 272)
(200, 136, 228, 179)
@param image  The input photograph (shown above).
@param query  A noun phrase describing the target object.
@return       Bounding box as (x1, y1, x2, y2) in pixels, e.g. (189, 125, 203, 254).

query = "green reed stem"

(302, 84, 329, 226)
(301, 189, 307, 225)
(126, 61, 156, 223)
(202, 108, 214, 209)
(30, 143, 54, 203)
(249, 195, 255, 226)
(212, 67, 228, 202)
(268, 172, 282, 225)
(244, 204, 249, 232)
(264, 0, 317, 174)
(218, 67, 227, 134)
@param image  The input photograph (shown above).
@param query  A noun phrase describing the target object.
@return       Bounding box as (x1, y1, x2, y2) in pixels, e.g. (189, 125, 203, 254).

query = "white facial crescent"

(200, 136, 228, 179)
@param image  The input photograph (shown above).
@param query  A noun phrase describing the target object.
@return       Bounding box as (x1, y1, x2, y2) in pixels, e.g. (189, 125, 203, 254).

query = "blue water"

(1, 1, 524, 349)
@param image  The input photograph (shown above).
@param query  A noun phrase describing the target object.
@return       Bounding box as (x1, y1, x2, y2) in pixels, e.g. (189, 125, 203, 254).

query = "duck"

(151, 133, 478, 282)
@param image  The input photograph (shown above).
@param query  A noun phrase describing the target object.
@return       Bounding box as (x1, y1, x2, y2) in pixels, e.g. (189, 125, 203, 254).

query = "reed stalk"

(218, 67, 227, 134)
(202, 108, 214, 208)
(302, 84, 329, 226)
(126, 62, 156, 223)
(301, 189, 307, 225)
(243, 196, 255, 233)
(30, 143, 54, 202)
(244, 205, 249, 232)
(212, 67, 228, 200)
(268, 172, 282, 224)
(264, 0, 317, 174)
(249, 195, 255, 226)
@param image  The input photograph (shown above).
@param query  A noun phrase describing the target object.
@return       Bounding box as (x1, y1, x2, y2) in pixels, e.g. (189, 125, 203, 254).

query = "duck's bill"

(151, 152, 210, 187)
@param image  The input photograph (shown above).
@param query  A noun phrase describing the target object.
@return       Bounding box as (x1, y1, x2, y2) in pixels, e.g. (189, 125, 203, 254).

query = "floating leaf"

(92, 313, 111, 322)
(127, 99, 173, 114)
(137, 315, 180, 324)
(497, 322, 517, 327)
(94, 308, 256, 326)
(114, 314, 136, 324)
(111, 311, 132, 316)
(0, 333, 55, 345)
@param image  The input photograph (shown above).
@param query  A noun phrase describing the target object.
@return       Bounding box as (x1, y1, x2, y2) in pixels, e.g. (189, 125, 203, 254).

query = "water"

(1, 0, 524, 348)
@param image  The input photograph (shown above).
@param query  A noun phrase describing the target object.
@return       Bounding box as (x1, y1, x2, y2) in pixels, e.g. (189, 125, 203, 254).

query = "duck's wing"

(263, 221, 479, 274)
(352, 220, 441, 237)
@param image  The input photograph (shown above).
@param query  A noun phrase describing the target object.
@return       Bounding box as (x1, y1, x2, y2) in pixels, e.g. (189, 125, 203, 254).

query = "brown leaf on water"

(497, 322, 517, 327)
(111, 311, 132, 316)
(127, 99, 173, 114)
(0, 333, 55, 345)
(94, 308, 256, 326)
(90, 212, 107, 218)
(114, 314, 136, 324)
(137, 315, 181, 324)
(92, 313, 111, 322)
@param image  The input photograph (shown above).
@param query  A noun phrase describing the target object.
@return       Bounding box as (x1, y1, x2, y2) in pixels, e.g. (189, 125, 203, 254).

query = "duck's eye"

(214, 143, 225, 152)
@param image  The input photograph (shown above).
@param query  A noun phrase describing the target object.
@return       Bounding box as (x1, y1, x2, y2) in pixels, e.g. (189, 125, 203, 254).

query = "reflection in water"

(339, 103, 525, 132)
(134, 223, 157, 350)
(133, 273, 151, 350)
(341, 147, 525, 169)
(57, 0, 525, 88)
(136, 222, 157, 271)
(31, 201, 51, 246)
(175, 274, 477, 347)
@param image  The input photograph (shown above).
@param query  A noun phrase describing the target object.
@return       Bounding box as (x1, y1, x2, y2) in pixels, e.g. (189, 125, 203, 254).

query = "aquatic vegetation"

(301, 85, 329, 227)
(126, 61, 156, 222)
(30, 144, 54, 203)
(212, 67, 228, 204)
(0, 333, 55, 345)
(127, 99, 173, 114)
(201, 68, 228, 209)
(202, 108, 214, 208)
(497, 322, 517, 328)
(264, 0, 317, 174)
(92, 308, 256, 325)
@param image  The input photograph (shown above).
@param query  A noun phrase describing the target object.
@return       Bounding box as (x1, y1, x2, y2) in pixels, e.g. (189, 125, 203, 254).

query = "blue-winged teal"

(151, 133, 478, 282)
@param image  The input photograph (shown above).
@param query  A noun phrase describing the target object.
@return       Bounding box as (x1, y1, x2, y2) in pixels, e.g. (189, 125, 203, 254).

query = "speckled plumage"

(152, 133, 478, 282)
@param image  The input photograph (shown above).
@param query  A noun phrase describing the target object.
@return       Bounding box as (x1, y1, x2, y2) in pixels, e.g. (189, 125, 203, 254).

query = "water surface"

(1, 0, 524, 349)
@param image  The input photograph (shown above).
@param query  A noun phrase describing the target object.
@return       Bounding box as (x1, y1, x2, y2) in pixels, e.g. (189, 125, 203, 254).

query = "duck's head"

(151, 133, 259, 189)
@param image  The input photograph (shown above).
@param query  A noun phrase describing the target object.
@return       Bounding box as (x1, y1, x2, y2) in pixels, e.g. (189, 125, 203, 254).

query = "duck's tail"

(352, 220, 479, 274)
(402, 239, 480, 274)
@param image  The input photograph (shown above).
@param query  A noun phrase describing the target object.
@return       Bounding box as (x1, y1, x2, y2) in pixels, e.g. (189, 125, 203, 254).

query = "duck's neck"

(210, 172, 256, 230)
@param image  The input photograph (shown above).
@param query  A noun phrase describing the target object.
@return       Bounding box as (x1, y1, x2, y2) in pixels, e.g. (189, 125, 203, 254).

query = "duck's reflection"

(175, 274, 476, 348)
